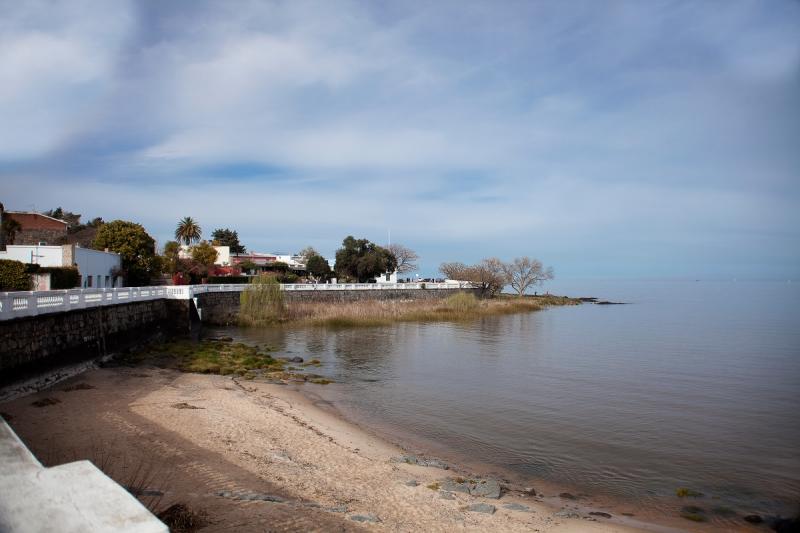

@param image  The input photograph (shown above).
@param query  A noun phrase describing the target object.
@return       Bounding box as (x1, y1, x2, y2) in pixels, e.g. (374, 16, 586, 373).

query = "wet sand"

(0, 366, 676, 532)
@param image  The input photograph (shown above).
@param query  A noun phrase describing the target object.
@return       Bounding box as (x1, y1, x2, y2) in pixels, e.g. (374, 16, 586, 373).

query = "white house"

(0, 244, 122, 289)
(374, 271, 398, 284)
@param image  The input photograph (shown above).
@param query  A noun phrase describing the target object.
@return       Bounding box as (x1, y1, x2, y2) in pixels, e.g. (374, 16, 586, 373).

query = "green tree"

(191, 240, 219, 270)
(210, 228, 245, 254)
(1, 215, 21, 245)
(334, 236, 397, 282)
(306, 254, 332, 282)
(175, 216, 202, 245)
(162, 240, 181, 274)
(92, 220, 160, 286)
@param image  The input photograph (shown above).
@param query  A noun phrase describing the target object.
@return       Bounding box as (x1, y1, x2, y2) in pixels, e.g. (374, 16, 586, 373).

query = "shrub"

(443, 292, 479, 312)
(0, 259, 32, 291)
(277, 272, 299, 283)
(239, 274, 285, 326)
(39, 267, 80, 289)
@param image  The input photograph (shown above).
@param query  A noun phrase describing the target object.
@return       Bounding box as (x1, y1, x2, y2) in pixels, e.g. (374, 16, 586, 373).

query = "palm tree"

(175, 217, 202, 245)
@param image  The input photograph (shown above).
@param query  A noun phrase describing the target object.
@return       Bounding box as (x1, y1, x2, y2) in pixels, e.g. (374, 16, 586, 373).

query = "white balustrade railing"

(0, 282, 472, 321)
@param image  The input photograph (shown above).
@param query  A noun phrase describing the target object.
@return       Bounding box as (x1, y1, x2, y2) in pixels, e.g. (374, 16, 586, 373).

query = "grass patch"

(427, 482, 441, 491)
(239, 274, 286, 326)
(128, 340, 285, 376)
(676, 487, 704, 498)
(283, 292, 581, 328)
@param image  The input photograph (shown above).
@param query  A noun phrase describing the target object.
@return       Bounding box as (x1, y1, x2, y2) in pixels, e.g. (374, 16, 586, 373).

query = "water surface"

(209, 280, 800, 526)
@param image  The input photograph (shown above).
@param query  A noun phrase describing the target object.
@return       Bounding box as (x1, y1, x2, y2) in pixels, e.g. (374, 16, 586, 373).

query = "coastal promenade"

(0, 282, 465, 321)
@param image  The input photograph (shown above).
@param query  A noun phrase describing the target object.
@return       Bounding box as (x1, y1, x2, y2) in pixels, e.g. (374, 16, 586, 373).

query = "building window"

(87, 276, 92, 288)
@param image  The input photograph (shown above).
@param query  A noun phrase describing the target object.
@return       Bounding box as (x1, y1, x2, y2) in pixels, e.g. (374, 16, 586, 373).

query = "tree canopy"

(92, 220, 160, 286)
(175, 216, 202, 245)
(211, 228, 245, 254)
(334, 236, 397, 282)
(191, 241, 219, 268)
(306, 254, 332, 282)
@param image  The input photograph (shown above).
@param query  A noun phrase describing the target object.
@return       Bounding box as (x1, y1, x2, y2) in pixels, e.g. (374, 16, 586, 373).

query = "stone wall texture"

(0, 300, 191, 383)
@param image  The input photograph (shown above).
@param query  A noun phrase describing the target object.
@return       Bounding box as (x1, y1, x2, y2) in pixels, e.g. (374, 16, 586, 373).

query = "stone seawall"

(198, 288, 480, 326)
(0, 299, 191, 384)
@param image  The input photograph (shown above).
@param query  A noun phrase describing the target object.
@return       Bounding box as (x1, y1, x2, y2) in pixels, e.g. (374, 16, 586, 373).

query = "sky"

(1, 0, 798, 280)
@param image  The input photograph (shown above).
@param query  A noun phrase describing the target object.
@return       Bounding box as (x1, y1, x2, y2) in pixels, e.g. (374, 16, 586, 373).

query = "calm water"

(209, 280, 800, 524)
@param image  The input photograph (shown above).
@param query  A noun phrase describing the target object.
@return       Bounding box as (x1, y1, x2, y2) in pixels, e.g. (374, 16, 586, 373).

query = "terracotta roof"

(7, 212, 68, 230)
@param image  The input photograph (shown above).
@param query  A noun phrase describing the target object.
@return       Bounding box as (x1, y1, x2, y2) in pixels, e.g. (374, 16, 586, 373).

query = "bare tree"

(387, 243, 419, 274)
(502, 257, 554, 296)
(440, 258, 506, 297)
(440, 262, 469, 280)
(297, 246, 319, 262)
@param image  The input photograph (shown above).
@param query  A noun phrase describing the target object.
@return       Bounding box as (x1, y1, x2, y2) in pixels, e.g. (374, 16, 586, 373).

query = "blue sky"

(1, 0, 798, 279)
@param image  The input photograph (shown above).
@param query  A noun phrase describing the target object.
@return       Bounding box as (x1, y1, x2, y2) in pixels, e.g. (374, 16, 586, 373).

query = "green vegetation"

(676, 487, 704, 498)
(92, 220, 160, 286)
(130, 340, 284, 376)
(1, 215, 21, 244)
(427, 482, 441, 491)
(306, 254, 332, 282)
(174, 216, 202, 245)
(190, 241, 218, 270)
(0, 259, 32, 290)
(210, 228, 245, 254)
(334, 235, 397, 282)
(239, 274, 286, 326)
(27, 266, 81, 289)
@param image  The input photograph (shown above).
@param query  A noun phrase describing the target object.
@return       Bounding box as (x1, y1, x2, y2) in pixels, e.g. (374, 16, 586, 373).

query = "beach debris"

(392, 454, 450, 469)
(172, 402, 204, 410)
(675, 487, 703, 498)
(214, 490, 285, 502)
(504, 503, 530, 512)
(743, 514, 763, 524)
(559, 492, 577, 500)
(404, 480, 419, 487)
(31, 398, 61, 408)
(350, 513, 381, 523)
(465, 503, 496, 514)
(440, 491, 456, 500)
(589, 511, 612, 518)
(62, 382, 95, 391)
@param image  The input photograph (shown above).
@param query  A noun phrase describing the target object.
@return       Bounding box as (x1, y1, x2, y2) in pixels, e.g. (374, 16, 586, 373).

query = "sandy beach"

(0, 365, 675, 532)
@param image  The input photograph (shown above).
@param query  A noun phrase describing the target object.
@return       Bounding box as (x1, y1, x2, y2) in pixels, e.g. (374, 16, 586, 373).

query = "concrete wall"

(0, 245, 122, 288)
(0, 245, 63, 266)
(0, 299, 189, 384)
(75, 247, 122, 288)
(197, 287, 481, 325)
